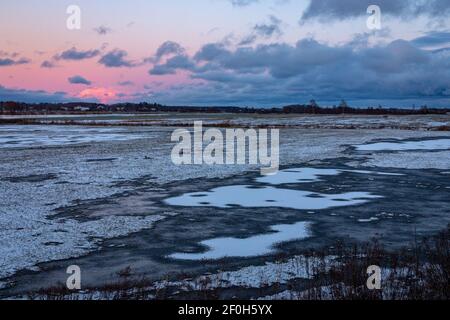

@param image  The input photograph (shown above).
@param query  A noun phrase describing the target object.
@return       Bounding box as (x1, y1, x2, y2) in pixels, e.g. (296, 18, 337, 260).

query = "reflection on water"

(165, 167, 388, 260)
(169, 221, 311, 260)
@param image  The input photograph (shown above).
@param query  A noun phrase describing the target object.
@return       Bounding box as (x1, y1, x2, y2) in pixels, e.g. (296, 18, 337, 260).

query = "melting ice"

(169, 221, 311, 260)
(354, 139, 450, 152)
(165, 185, 381, 210)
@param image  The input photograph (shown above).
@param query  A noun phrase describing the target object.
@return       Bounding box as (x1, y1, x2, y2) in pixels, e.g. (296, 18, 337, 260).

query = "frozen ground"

(353, 138, 450, 151)
(0, 114, 450, 297)
(0, 125, 144, 149)
(2, 113, 449, 131)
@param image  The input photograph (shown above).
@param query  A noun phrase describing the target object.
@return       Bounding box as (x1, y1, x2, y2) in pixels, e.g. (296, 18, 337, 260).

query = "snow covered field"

(0, 114, 449, 298)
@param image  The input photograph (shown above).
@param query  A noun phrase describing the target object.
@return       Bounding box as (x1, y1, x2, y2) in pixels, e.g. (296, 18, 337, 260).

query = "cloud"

(154, 41, 185, 62)
(41, 60, 56, 68)
(94, 25, 112, 35)
(228, 0, 259, 7)
(68, 75, 92, 85)
(300, 0, 450, 22)
(117, 80, 134, 86)
(0, 51, 19, 58)
(98, 49, 136, 67)
(44, 47, 100, 68)
(254, 16, 283, 37)
(411, 31, 450, 48)
(0, 52, 30, 67)
(194, 43, 230, 61)
(240, 15, 283, 45)
(0, 57, 30, 66)
(147, 37, 450, 107)
(54, 47, 100, 60)
(0, 85, 70, 103)
(149, 55, 196, 75)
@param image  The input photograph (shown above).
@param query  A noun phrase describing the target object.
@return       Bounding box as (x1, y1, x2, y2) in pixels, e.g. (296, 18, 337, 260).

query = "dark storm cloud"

(98, 49, 136, 67)
(54, 47, 100, 61)
(68, 75, 92, 85)
(300, 0, 450, 21)
(191, 39, 353, 78)
(147, 37, 450, 107)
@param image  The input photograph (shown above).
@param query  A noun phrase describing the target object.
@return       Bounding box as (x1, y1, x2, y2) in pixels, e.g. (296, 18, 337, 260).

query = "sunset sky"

(1, 0, 450, 107)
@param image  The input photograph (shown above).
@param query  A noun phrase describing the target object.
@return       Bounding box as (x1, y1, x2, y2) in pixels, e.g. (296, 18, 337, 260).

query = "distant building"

(74, 106, 90, 112)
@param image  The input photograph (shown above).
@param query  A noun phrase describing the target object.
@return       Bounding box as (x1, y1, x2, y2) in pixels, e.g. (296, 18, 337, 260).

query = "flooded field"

(0, 114, 449, 299)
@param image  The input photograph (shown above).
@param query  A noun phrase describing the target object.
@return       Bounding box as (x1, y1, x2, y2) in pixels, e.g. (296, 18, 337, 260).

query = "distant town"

(1, 100, 449, 115)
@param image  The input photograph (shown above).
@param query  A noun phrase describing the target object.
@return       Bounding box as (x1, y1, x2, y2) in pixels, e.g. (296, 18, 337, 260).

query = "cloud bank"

(148, 36, 450, 107)
(301, 0, 450, 22)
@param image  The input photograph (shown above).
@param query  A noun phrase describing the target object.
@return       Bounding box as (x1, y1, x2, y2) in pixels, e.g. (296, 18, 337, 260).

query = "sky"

(1, 0, 450, 107)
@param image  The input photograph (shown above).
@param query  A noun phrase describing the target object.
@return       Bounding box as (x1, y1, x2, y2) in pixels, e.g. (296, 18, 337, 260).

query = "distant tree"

(420, 105, 429, 114)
